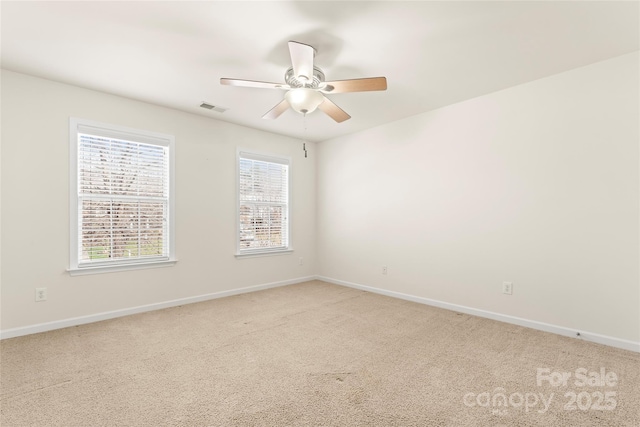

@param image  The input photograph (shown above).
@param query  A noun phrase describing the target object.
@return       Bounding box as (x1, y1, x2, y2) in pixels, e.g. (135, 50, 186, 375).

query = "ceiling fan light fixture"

(285, 88, 324, 115)
(222, 41, 386, 122)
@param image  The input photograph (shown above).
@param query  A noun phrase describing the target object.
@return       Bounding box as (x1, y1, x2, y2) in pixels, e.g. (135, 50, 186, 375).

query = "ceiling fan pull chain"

(303, 114, 308, 158)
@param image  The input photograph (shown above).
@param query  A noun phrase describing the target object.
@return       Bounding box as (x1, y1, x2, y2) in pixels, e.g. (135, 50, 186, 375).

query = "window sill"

(68, 259, 177, 276)
(235, 249, 293, 259)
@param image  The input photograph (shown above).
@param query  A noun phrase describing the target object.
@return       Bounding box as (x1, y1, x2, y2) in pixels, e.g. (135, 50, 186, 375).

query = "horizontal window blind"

(77, 133, 169, 265)
(239, 153, 289, 253)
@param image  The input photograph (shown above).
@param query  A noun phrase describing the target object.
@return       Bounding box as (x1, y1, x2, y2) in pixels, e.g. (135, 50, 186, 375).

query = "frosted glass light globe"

(285, 88, 324, 115)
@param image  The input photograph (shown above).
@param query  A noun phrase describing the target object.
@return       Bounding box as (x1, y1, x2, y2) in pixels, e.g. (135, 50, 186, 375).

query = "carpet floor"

(1, 280, 639, 426)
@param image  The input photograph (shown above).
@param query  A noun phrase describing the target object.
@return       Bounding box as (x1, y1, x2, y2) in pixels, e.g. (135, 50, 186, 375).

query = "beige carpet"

(1, 280, 639, 426)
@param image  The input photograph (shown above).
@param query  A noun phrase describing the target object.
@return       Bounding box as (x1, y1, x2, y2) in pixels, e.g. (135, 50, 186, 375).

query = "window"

(69, 118, 175, 275)
(237, 151, 290, 256)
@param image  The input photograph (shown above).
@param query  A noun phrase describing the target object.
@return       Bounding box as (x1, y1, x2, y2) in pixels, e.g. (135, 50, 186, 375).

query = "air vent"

(200, 102, 227, 113)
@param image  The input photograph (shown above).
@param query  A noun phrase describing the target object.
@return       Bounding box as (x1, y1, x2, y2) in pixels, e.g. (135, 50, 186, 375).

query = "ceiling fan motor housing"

(285, 66, 325, 89)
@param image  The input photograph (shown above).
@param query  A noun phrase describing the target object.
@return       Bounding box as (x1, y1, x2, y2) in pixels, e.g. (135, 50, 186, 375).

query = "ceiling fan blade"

(318, 97, 351, 123)
(288, 41, 315, 82)
(320, 77, 387, 94)
(262, 99, 290, 120)
(220, 78, 289, 90)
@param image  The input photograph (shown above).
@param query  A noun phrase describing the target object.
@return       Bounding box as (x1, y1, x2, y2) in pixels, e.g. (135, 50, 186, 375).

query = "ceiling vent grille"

(200, 102, 227, 113)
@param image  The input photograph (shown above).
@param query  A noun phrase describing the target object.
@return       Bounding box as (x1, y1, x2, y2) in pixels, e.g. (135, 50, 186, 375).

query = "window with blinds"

(70, 118, 175, 273)
(238, 151, 290, 254)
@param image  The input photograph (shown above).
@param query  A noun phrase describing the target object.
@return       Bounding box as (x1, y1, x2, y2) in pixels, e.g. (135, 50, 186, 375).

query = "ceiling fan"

(220, 41, 387, 123)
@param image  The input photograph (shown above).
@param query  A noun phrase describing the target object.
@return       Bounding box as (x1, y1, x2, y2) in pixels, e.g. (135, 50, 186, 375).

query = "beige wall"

(317, 52, 640, 343)
(0, 70, 316, 330)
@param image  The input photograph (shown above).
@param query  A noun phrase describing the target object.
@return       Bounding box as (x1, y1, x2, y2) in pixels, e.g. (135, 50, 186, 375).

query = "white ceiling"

(1, 1, 638, 142)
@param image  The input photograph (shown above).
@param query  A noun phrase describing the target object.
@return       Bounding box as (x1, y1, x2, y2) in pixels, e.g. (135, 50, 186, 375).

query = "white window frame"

(69, 117, 176, 275)
(236, 149, 292, 258)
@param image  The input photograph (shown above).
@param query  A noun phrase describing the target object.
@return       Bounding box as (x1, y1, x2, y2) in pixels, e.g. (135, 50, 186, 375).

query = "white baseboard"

(0, 276, 316, 340)
(4, 275, 638, 353)
(317, 276, 640, 353)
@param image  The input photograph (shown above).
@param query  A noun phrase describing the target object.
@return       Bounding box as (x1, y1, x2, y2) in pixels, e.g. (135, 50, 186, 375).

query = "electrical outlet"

(502, 281, 513, 295)
(299, 257, 303, 266)
(35, 287, 47, 302)
(382, 266, 388, 275)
